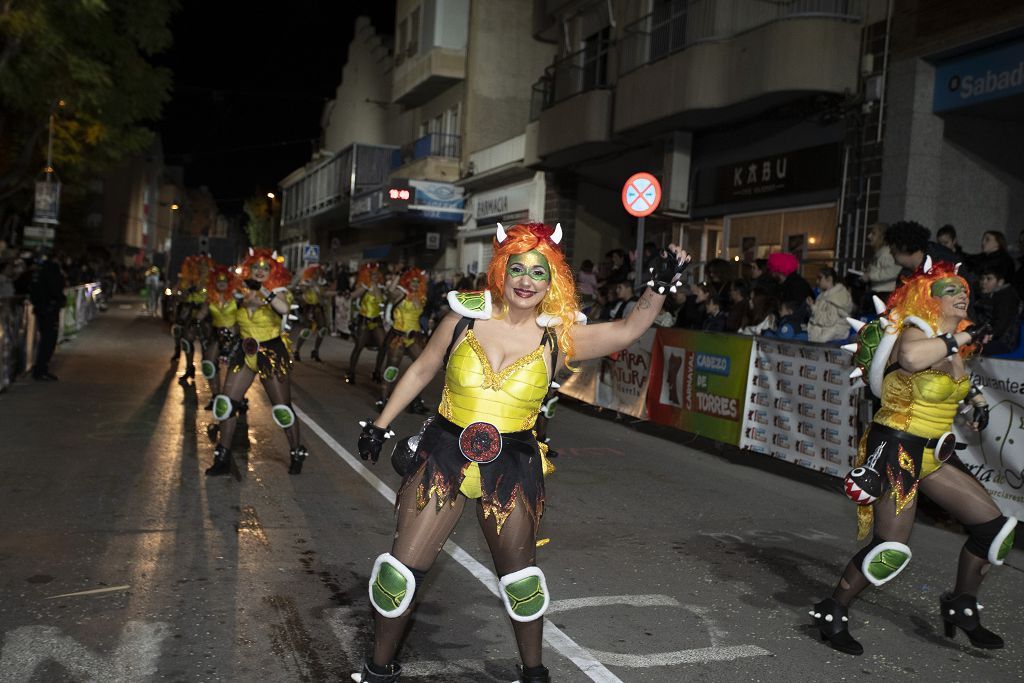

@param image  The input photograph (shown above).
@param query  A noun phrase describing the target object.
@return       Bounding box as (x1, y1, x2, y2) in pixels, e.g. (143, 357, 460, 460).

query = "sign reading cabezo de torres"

(694, 143, 840, 208)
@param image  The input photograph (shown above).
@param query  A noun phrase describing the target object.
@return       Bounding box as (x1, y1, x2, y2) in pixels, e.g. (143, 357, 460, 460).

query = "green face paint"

(930, 278, 966, 298)
(507, 251, 550, 282)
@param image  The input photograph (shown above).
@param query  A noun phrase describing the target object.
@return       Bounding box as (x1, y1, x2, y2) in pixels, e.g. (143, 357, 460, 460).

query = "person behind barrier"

(974, 263, 1022, 356)
(808, 267, 853, 343)
(353, 222, 689, 683)
(207, 248, 309, 476)
(812, 257, 1015, 656)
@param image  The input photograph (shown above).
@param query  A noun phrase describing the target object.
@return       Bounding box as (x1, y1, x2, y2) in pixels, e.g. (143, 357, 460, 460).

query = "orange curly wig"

(399, 267, 428, 302)
(239, 248, 292, 291)
(355, 262, 384, 288)
(179, 254, 212, 287)
(486, 222, 580, 365)
(206, 264, 240, 302)
(885, 260, 977, 357)
(299, 264, 324, 282)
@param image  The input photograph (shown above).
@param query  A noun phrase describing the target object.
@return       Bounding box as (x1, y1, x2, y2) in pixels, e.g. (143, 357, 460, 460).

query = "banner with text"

(738, 339, 859, 477)
(557, 329, 654, 418)
(954, 358, 1024, 520)
(646, 329, 752, 445)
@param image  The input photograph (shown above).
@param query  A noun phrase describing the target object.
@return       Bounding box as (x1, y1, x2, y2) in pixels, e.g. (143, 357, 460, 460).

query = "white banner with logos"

(955, 358, 1024, 520)
(558, 328, 654, 419)
(738, 339, 859, 477)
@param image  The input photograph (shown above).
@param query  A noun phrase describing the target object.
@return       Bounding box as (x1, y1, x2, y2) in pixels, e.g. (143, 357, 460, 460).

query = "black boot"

(205, 445, 231, 476)
(356, 658, 401, 682)
(178, 364, 195, 385)
(811, 598, 863, 655)
(940, 592, 1003, 649)
(345, 370, 355, 384)
(294, 350, 302, 362)
(407, 397, 430, 415)
(206, 423, 219, 443)
(288, 445, 308, 475)
(517, 664, 551, 683)
(310, 349, 322, 362)
(374, 398, 387, 412)
(204, 398, 214, 411)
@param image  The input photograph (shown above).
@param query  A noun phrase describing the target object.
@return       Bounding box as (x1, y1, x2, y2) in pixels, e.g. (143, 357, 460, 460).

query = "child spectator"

(975, 264, 1022, 356)
(739, 287, 777, 336)
(807, 267, 854, 343)
(702, 296, 728, 332)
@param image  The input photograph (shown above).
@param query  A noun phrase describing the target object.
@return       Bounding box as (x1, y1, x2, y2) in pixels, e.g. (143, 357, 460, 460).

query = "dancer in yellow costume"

(346, 262, 387, 384)
(811, 257, 1016, 656)
(200, 265, 239, 414)
(207, 248, 309, 476)
(172, 253, 213, 384)
(291, 264, 328, 363)
(375, 267, 430, 414)
(354, 222, 690, 683)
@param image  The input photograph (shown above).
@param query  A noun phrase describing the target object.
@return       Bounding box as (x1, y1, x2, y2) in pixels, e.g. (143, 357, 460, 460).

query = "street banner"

(647, 329, 752, 445)
(558, 328, 655, 418)
(738, 339, 859, 477)
(33, 179, 60, 225)
(955, 358, 1024, 520)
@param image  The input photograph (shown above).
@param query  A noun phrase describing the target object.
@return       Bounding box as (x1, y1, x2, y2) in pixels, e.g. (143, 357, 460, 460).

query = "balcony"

(391, 133, 462, 183)
(614, 0, 863, 134)
(392, 46, 467, 107)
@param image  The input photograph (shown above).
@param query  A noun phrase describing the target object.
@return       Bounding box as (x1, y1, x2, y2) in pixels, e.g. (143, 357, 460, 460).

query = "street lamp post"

(266, 192, 277, 251)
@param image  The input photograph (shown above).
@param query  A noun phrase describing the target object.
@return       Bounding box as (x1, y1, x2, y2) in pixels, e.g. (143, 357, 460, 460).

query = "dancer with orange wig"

(346, 262, 387, 384)
(199, 264, 240, 413)
(352, 222, 689, 683)
(207, 249, 310, 476)
(291, 263, 328, 362)
(812, 258, 1015, 656)
(172, 253, 213, 383)
(375, 266, 431, 413)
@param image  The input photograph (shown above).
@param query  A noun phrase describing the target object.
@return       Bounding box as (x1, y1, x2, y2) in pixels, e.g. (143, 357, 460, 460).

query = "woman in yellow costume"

(172, 253, 213, 384)
(346, 262, 387, 385)
(812, 257, 1015, 656)
(199, 265, 239, 415)
(291, 263, 328, 363)
(207, 248, 309, 476)
(375, 266, 430, 413)
(354, 222, 689, 683)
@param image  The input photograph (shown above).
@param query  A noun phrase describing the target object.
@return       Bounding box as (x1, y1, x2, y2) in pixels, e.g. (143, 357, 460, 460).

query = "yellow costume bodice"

(359, 290, 383, 318)
(208, 298, 237, 329)
(237, 292, 292, 343)
(874, 369, 970, 438)
(185, 288, 206, 304)
(439, 330, 550, 433)
(301, 287, 320, 305)
(393, 298, 423, 334)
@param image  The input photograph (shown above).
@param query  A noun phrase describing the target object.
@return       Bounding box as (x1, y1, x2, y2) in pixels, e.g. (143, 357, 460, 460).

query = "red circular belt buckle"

(242, 337, 260, 355)
(459, 422, 503, 464)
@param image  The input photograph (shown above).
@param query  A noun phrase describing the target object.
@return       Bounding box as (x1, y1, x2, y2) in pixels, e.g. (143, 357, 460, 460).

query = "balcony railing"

(531, 36, 613, 117)
(398, 132, 461, 165)
(619, 0, 863, 75)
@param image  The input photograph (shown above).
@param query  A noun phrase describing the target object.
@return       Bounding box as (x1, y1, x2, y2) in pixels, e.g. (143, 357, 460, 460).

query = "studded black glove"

(971, 403, 990, 431)
(964, 322, 992, 345)
(645, 248, 691, 295)
(358, 420, 394, 463)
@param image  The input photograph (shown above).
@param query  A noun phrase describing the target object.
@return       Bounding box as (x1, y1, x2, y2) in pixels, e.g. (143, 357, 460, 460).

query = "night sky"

(156, 1, 396, 216)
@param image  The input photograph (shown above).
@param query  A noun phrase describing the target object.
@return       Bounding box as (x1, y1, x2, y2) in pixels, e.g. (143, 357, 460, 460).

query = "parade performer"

(291, 263, 328, 362)
(346, 262, 387, 385)
(812, 258, 1015, 656)
(207, 249, 309, 476)
(375, 267, 430, 413)
(199, 265, 239, 414)
(354, 222, 689, 682)
(173, 254, 212, 383)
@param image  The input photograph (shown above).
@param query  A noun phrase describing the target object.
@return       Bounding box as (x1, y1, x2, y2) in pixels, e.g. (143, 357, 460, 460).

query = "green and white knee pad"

(316, 327, 327, 338)
(299, 328, 312, 340)
(201, 360, 217, 379)
(861, 541, 912, 586)
(179, 338, 192, 354)
(212, 394, 235, 422)
(272, 404, 295, 429)
(986, 517, 1017, 565)
(369, 553, 416, 618)
(383, 366, 400, 383)
(499, 566, 549, 622)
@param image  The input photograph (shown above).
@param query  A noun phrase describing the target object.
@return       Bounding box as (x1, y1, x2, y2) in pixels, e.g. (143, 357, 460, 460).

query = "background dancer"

(174, 254, 212, 384)
(200, 264, 239, 437)
(375, 266, 430, 414)
(346, 262, 387, 385)
(291, 263, 328, 362)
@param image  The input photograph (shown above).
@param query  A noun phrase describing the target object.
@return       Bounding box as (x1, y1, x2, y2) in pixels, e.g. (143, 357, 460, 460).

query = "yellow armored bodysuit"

(391, 298, 424, 345)
(301, 287, 321, 306)
(208, 298, 237, 329)
(359, 290, 384, 329)
(185, 288, 206, 305)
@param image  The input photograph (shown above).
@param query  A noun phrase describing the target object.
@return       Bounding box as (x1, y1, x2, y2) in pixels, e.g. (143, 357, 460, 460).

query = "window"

(409, 7, 420, 56)
(397, 18, 408, 64)
(581, 26, 610, 91)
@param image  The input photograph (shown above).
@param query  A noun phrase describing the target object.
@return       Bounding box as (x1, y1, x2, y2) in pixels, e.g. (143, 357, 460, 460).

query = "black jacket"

(975, 285, 1022, 356)
(29, 260, 66, 312)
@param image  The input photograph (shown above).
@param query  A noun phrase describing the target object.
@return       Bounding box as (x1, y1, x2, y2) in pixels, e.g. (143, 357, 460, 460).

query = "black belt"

(870, 423, 963, 451)
(433, 414, 534, 464)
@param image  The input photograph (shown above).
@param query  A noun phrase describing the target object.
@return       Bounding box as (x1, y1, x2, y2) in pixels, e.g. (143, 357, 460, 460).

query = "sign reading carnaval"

(737, 339, 859, 477)
(954, 357, 1024, 521)
(646, 329, 752, 445)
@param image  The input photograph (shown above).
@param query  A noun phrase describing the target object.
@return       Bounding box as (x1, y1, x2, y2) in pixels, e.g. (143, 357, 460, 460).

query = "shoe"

(206, 423, 219, 443)
(545, 448, 559, 459)
(517, 664, 551, 683)
(32, 372, 58, 381)
(289, 445, 308, 475)
(940, 592, 1003, 649)
(205, 445, 232, 476)
(310, 349, 322, 362)
(374, 399, 387, 413)
(294, 350, 302, 362)
(352, 658, 401, 682)
(810, 598, 863, 655)
(372, 370, 383, 384)
(344, 371, 355, 385)
(204, 398, 213, 411)
(407, 397, 430, 415)
(178, 365, 195, 384)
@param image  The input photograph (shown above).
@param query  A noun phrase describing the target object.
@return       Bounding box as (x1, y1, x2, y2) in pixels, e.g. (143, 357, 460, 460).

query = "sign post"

(622, 172, 662, 290)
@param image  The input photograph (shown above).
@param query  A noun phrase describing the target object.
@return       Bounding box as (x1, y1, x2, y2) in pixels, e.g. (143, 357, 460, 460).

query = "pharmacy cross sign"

(621, 172, 662, 217)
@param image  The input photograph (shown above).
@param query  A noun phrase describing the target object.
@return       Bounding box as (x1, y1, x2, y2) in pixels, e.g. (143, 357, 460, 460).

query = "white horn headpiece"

(496, 222, 508, 244)
(271, 250, 278, 260)
(248, 247, 254, 256)
(922, 255, 933, 273)
(551, 222, 563, 245)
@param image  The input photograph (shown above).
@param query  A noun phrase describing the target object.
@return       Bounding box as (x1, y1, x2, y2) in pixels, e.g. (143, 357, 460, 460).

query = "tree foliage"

(0, 0, 177, 205)
(242, 195, 273, 248)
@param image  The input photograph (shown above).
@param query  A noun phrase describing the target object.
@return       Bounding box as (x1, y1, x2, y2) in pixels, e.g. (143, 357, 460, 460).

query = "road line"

(294, 404, 624, 683)
(46, 585, 131, 599)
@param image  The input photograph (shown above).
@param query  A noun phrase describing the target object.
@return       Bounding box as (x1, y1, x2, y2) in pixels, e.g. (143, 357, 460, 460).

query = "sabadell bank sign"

(933, 39, 1024, 113)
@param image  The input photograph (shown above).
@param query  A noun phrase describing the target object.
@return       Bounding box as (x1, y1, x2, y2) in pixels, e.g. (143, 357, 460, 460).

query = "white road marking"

(295, 404, 623, 683)
(0, 621, 170, 682)
(45, 585, 131, 600)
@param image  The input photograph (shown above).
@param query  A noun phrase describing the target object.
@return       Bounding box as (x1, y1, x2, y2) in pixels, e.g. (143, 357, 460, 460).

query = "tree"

(0, 0, 176, 208)
(242, 195, 273, 248)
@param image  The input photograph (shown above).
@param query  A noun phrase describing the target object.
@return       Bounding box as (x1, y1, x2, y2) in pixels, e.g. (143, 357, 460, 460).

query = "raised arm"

(895, 324, 989, 372)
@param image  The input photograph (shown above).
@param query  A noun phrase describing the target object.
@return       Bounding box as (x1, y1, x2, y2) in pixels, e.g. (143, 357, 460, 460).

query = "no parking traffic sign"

(622, 172, 661, 217)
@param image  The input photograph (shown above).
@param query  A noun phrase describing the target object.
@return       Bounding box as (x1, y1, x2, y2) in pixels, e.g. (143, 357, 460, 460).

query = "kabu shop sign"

(695, 144, 840, 208)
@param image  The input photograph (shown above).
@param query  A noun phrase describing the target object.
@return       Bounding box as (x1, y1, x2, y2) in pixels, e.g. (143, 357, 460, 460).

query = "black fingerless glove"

(972, 403, 990, 431)
(645, 250, 691, 294)
(964, 322, 992, 344)
(358, 420, 394, 463)
(244, 278, 261, 291)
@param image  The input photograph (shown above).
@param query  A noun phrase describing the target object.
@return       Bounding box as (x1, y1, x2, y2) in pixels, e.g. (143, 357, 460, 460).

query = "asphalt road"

(0, 298, 1021, 682)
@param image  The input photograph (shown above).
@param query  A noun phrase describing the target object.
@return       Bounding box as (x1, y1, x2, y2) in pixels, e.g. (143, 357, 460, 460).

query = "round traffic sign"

(622, 172, 662, 218)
